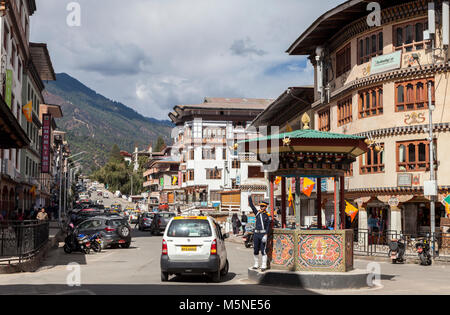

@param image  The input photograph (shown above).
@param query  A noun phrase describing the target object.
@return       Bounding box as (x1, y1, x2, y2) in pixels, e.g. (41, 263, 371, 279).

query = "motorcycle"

(89, 232, 103, 253)
(63, 233, 91, 254)
(243, 224, 254, 248)
(388, 235, 406, 264)
(416, 236, 432, 266)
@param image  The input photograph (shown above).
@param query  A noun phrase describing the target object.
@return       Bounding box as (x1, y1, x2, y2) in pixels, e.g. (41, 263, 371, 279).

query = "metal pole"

(428, 79, 436, 258)
(58, 145, 63, 225)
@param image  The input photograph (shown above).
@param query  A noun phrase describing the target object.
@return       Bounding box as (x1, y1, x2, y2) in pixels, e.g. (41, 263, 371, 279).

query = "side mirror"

(223, 233, 230, 239)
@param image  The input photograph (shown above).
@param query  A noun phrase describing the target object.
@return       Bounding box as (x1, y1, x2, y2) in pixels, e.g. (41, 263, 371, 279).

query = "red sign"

(41, 114, 52, 173)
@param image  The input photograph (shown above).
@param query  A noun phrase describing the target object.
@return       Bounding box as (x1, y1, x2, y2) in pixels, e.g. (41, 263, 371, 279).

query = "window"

(360, 144, 385, 174)
(189, 149, 194, 160)
(188, 170, 194, 181)
(394, 19, 430, 52)
(202, 148, 215, 160)
(318, 108, 330, 132)
(167, 220, 212, 238)
(336, 44, 351, 77)
(395, 78, 434, 112)
(397, 140, 433, 172)
(358, 31, 383, 64)
(337, 96, 352, 126)
(3, 26, 8, 51)
(248, 166, 264, 178)
(210, 191, 221, 201)
(206, 168, 222, 180)
(358, 86, 383, 118)
(11, 43, 16, 68)
(223, 148, 227, 160)
(251, 194, 265, 206)
(232, 159, 240, 169)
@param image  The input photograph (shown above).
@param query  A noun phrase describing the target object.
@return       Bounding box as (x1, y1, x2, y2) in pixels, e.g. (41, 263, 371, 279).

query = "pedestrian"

(248, 196, 271, 272)
(231, 213, 241, 235)
(36, 208, 49, 221)
(241, 213, 248, 234)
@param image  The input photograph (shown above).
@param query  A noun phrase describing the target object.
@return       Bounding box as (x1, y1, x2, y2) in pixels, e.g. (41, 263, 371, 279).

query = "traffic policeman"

(248, 196, 271, 272)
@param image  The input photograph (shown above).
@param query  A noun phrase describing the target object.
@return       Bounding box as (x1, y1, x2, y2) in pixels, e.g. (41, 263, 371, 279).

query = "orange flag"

(345, 201, 359, 223)
(302, 178, 315, 197)
(274, 176, 282, 185)
(22, 101, 32, 123)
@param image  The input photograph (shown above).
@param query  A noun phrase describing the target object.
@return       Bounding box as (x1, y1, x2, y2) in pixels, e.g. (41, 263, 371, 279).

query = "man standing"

(241, 213, 248, 234)
(36, 208, 49, 221)
(248, 196, 271, 272)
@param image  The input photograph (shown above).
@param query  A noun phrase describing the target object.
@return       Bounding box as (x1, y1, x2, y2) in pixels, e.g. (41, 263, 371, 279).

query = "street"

(1, 224, 450, 295)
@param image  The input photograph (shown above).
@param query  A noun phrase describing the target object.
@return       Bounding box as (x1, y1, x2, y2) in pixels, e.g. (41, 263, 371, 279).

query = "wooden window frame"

(318, 108, 331, 132)
(395, 78, 434, 112)
(357, 30, 383, 65)
(248, 166, 264, 178)
(360, 144, 385, 174)
(206, 168, 222, 180)
(336, 43, 351, 77)
(396, 140, 434, 172)
(358, 86, 383, 119)
(232, 159, 240, 169)
(337, 96, 353, 126)
(188, 170, 194, 181)
(393, 19, 430, 53)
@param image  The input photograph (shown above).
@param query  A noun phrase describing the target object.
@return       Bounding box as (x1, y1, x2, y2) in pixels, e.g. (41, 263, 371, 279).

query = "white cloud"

(30, 0, 342, 120)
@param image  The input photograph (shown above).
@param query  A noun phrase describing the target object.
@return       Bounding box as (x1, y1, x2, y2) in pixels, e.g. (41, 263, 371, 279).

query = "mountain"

(44, 73, 173, 173)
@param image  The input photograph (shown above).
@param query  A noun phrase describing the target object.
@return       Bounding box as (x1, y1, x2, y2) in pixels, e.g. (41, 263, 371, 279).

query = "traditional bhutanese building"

(286, 0, 450, 237)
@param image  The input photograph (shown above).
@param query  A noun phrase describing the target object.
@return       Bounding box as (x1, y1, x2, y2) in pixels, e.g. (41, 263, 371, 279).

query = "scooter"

(388, 235, 406, 264)
(243, 224, 254, 248)
(416, 236, 432, 266)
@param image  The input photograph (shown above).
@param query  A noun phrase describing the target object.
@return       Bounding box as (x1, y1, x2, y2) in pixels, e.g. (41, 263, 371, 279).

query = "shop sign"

(398, 173, 412, 187)
(41, 114, 51, 174)
(370, 51, 402, 75)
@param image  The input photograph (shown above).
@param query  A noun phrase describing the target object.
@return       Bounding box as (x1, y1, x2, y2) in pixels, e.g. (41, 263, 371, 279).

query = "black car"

(138, 212, 155, 231)
(150, 212, 176, 235)
(73, 215, 132, 248)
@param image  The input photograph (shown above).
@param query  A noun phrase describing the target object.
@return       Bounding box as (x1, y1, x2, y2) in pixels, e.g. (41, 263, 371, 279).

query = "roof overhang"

(0, 97, 30, 149)
(286, 0, 415, 56)
(251, 87, 314, 127)
(40, 104, 63, 119)
(29, 43, 56, 81)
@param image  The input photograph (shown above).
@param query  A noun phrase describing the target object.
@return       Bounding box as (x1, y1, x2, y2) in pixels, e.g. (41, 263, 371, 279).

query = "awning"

(0, 97, 30, 149)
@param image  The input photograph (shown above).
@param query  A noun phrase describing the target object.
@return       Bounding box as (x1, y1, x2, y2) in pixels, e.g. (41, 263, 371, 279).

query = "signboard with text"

(5, 70, 12, 108)
(41, 114, 51, 173)
(370, 51, 402, 75)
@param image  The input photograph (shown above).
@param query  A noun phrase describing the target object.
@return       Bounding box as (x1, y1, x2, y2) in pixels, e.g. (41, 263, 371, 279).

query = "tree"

(109, 144, 123, 163)
(154, 136, 166, 152)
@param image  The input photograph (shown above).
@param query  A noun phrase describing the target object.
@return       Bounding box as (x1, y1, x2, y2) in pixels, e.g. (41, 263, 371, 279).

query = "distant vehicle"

(122, 195, 128, 200)
(160, 215, 229, 282)
(150, 212, 176, 235)
(97, 191, 103, 197)
(103, 192, 109, 199)
(110, 203, 122, 213)
(96, 199, 104, 205)
(138, 212, 155, 231)
(129, 211, 140, 224)
(115, 191, 122, 198)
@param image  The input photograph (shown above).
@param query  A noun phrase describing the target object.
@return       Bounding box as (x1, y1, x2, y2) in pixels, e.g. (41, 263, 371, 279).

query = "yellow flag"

(22, 101, 32, 123)
(345, 201, 359, 222)
(172, 176, 178, 185)
(446, 202, 450, 217)
(288, 183, 294, 207)
(30, 185, 36, 197)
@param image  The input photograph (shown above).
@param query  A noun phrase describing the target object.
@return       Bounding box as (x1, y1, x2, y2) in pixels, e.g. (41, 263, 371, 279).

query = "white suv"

(160, 216, 229, 282)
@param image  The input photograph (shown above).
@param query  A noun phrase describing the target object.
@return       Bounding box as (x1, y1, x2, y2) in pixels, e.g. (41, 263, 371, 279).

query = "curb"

(0, 229, 65, 274)
(248, 268, 371, 290)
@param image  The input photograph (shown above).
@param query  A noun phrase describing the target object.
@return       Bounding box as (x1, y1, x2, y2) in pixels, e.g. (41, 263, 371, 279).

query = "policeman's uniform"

(248, 196, 271, 271)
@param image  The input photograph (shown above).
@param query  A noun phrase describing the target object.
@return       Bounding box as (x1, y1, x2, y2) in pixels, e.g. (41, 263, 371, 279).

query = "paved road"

(1, 226, 450, 295)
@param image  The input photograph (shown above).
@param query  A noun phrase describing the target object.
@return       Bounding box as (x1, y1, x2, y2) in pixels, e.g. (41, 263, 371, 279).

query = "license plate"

(181, 246, 197, 252)
(417, 248, 423, 253)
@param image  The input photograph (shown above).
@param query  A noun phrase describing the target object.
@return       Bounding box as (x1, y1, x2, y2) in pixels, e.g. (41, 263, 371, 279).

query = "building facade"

(287, 0, 450, 236)
(166, 97, 272, 214)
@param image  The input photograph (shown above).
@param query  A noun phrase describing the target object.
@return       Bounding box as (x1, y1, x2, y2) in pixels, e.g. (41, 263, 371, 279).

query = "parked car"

(150, 212, 176, 235)
(138, 212, 155, 231)
(73, 215, 132, 249)
(160, 215, 229, 282)
(129, 211, 140, 224)
(103, 192, 109, 199)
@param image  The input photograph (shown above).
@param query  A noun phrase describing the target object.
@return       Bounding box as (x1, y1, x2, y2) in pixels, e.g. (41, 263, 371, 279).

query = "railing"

(354, 229, 450, 262)
(0, 220, 49, 264)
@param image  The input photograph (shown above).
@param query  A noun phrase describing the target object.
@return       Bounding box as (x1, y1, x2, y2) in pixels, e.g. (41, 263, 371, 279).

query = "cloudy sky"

(30, 0, 341, 120)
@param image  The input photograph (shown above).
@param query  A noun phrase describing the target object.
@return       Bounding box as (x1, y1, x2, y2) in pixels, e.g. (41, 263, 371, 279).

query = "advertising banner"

(41, 114, 52, 173)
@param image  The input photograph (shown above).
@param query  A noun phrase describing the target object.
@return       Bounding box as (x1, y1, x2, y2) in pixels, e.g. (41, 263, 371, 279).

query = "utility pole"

(58, 144, 63, 225)
(428, 79, 436, 259)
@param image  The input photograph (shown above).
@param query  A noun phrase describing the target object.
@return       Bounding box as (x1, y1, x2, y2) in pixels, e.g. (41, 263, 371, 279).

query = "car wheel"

(117, 225, 131, 238)
(120, 242, 131, 249)
(161, 272, 169, 282)
(210, 270, 221, 283)
(220, 259, 229, 277)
